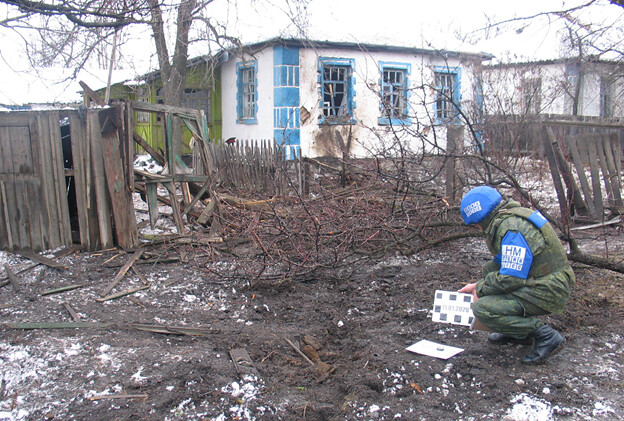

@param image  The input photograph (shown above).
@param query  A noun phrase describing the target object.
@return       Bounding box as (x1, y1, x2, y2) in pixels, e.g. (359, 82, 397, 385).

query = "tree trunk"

(148, 0, 197, 171)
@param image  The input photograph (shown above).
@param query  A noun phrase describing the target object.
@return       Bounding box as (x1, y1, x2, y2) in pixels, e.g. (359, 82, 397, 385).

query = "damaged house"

(217, 38, 493, 159)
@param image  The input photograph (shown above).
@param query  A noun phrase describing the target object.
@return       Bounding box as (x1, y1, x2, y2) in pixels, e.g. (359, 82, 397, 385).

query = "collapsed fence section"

(484, 114, 624, 223)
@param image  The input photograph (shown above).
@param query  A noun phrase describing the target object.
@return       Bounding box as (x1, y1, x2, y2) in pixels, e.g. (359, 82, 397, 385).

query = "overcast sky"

(1, 0, 622, 105)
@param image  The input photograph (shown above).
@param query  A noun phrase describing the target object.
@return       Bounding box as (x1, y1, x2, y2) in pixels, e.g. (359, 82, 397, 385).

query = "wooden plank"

(4, 264, 20, 292)
(3, 174, 22, 249)
(83, 113, 101, 250)
(553, 133, 587, 215)
(615, 131, 622, 176)
(101, 249, 144, 297)
(101, 116, 139, 249)
(0, 179, 13, 250)
(0, 179, 8, 250)
(69, 113, 91, 248)
(163, 181, 184, 233)
(165, 114, 175, 174)
(125, 103, 135, 193)
(5, 322, 114, 329)
(0, 112, 30, 127)
(97, 285, 149, 302)
(0, 127, 14, 175)
(63, 302, 82, 321)
(14, 176, 31, 249)
(4, 125, 32, 249)
(565, 135, 596, 218)
(229, 348, 260, 378)
(41, 284, 85, 296)
(128, 100, 199, 119)
(595, 134, 615, 207)
(181, 182, 192, 210)
(88, 111, 114, 249)
(79, 81, 106, 106)
(584, 134, 605, 217)
(544, 127, 571, 225)
(133, 131, 165, 166)
(182, 179, 211, 217)
(15, 250, 68, 269)
(602, 134, 623, 208)
(47, 112, 72, 246)
(36, 113, 61, 248)
(29, 115, 51, 250)
(145, 182, 159, 227)
(25, 177, 44, 251)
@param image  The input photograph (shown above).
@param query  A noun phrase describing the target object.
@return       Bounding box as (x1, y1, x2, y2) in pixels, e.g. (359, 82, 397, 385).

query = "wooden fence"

(0, 112, 71, 251)
(193, 139, 288, 195)
(0, 107, 138, 252)
(484, 115, 624, 222)
(544, 122, 623, 223)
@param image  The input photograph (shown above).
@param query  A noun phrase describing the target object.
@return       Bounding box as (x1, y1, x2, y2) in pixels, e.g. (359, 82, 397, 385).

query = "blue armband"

(499, 231, 533, 279)
(528, 210, 548, 228)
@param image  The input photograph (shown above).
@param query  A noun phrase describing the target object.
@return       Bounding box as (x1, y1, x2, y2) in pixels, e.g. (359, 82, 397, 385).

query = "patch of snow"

(504, 394, 553, 421)
(592, 402, 615, 417)
(134, 154, 163, 174)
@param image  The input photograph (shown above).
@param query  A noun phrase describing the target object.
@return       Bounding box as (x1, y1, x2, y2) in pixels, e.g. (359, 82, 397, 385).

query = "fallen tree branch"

(568, 251, 624, 274)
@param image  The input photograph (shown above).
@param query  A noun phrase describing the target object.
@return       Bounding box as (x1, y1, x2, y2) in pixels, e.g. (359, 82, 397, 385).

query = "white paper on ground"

(406, 339, 464, 359)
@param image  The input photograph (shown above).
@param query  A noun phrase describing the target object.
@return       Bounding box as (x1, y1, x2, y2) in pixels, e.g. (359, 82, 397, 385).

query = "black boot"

(488, 332, 533, 345)
(521, 325, 565, 364)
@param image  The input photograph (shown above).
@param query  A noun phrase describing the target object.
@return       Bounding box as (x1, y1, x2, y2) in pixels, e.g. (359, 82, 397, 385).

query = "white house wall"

(221, 49, 275, 141)
(482, 61, 624, 118)
(220, 44, 481, 159)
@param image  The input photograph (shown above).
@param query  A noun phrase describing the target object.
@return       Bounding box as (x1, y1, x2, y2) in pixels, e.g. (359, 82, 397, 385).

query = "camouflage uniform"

(472, 199, 575, 338)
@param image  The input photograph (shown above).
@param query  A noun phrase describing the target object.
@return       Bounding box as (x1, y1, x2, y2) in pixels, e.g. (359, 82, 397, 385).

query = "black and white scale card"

(431, 290, 475, 327)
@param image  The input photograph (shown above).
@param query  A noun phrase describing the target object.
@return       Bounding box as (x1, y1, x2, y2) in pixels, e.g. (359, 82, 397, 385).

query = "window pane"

(435, 71, 457, 121)
(323, 65, 350, 117)
(239, 67, 256, 119)
(382, 68, 407, 119)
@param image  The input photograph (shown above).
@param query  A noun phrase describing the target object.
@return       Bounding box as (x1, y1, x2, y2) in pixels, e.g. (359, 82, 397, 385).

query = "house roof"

(138, 37, 493, 85)
(222, 37, 494, 62)
(486, 55, 624, 69)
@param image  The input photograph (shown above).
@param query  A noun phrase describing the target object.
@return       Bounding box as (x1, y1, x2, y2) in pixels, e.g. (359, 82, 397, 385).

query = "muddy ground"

(1, 217, 624, 420)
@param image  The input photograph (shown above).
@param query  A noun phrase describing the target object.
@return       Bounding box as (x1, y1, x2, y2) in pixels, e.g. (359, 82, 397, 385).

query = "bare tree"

(0, 0, 309, 108)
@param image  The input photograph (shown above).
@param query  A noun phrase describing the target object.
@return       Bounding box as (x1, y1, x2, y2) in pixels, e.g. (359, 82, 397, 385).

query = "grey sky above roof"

(1, 0, 621, 104)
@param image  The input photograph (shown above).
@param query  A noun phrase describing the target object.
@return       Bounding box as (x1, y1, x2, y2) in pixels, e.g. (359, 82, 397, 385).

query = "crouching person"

(458, 186, 575, 364)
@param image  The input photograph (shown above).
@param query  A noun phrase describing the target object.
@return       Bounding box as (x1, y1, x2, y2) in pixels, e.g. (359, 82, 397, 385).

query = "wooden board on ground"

(229, 348, 260, 378)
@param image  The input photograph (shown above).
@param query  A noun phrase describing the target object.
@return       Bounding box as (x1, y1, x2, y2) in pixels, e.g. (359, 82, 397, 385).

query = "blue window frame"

(379, 61, 411, 125)
(434, 66, 461, 124)
(318, 57, 356, 124)
(237, 61, 258, 124)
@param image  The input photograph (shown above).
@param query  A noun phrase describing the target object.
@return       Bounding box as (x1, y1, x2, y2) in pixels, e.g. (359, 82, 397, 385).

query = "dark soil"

(1, 226, 624, 420)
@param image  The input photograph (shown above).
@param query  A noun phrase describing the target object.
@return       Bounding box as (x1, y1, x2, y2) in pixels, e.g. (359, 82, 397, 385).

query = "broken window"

(237, 61, 257, 124)
(319, 57, 356, 124)
(136, 87, 150, 124)
(434, 68, 461, 123)
(600, 76, 613, 117)
(182, 88, 211, 117)
(379, 62, 411, 125)
(521, 77, 542, 115)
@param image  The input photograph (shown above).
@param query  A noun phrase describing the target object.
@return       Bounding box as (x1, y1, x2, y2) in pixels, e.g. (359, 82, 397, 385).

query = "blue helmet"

(460, 186, 502, 225)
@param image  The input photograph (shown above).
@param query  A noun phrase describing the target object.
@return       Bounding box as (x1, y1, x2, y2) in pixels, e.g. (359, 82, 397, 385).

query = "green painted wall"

(89, 60, 221, 156)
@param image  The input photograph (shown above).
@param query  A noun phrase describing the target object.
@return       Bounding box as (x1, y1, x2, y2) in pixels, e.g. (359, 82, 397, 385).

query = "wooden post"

(446, 125, 463, 203)
(543, 126, 571, 228)
(87, 111, 114, 249)
(100, 108, 139, 249)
